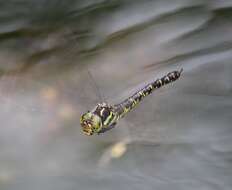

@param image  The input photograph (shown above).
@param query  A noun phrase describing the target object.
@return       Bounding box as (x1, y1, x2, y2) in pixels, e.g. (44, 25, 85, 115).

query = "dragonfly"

(80, 68, 183, 136)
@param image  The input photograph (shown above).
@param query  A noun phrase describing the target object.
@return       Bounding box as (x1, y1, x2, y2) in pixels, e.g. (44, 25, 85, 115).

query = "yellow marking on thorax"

(100, 108, 105, 116)
(103, 111, 113, 126)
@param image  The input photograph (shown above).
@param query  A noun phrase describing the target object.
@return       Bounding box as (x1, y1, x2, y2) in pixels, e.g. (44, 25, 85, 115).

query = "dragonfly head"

(80, 111, 102, 136)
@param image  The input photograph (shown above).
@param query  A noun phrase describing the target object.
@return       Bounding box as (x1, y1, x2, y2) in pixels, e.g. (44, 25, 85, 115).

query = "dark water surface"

(0, 1, 232, 189)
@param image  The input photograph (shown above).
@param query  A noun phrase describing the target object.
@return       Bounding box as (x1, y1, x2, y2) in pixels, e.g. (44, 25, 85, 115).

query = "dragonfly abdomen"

(114, 69, 183, 118)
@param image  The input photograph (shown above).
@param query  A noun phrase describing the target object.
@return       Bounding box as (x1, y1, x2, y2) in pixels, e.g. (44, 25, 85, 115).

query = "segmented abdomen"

(114, 69, 183, 118)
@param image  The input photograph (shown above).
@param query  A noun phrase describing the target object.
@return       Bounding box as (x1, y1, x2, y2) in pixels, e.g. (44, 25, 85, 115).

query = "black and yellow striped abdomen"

(114, 69, 183, 118)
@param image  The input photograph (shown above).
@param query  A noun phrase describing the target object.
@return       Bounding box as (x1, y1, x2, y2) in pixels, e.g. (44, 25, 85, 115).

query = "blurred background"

(0, 0, 232, 189)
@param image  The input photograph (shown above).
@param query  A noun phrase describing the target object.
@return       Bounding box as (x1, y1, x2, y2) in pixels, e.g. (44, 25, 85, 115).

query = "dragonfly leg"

(97, 122, 117, 135)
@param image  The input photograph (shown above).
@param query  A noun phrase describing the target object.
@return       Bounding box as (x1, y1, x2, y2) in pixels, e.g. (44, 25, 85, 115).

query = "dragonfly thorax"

(80, 102, 119, 135)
